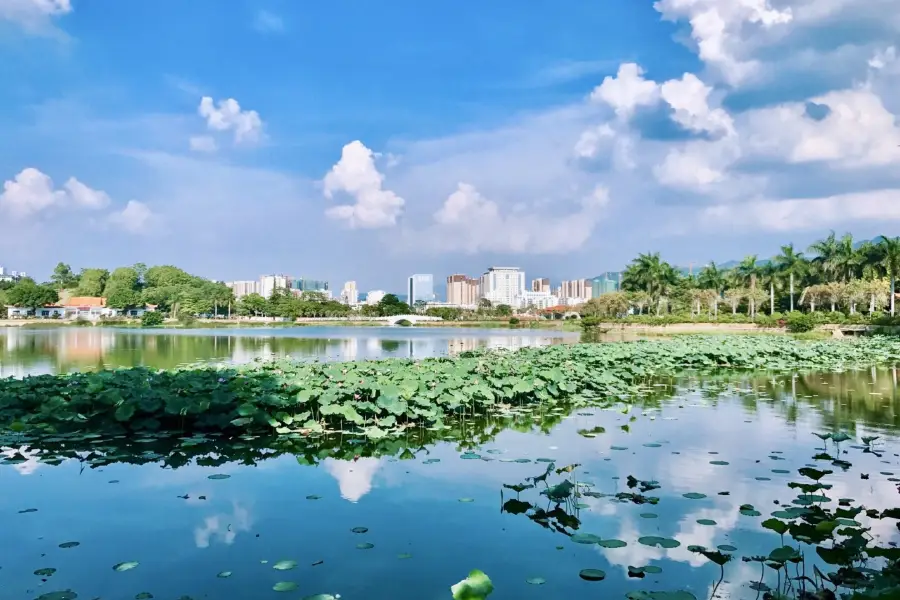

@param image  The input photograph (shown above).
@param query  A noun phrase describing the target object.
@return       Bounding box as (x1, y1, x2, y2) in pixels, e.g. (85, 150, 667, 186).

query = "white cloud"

(574, 124, 615, 159)
(253, 10, 284, 33)
(653, 0, 793, 85)
(0, 0, 71, 33)
(589, 63, 660, 118)
(653, 138, 741, 191)
(741, 88, 900, 167)
(189, 135, 218, 153)
(0, 168, 110, 219)
(322, 140, 405, 229)
(107, 200, 156, 234)
(660, 73, 734, 136)
(869, 46, 897, 71)
(700, 188, 900, 232)
(422, 182, 610, 254)
(198, 96, 263, 145)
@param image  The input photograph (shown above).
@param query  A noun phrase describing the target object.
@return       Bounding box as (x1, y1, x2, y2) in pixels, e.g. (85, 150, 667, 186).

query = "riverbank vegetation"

(2, 336, 899, 438)
(581, 232, 900, 327)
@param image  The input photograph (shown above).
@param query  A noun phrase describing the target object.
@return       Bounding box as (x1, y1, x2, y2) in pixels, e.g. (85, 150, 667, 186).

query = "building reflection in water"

(0, 327, 577, 376)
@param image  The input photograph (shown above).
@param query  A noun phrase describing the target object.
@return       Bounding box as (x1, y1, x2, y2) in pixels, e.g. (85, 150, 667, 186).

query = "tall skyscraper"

(591, 273, 619, 297)
(531, 278, 550, 293)
(340, 281, 359, 305)
(408, 274, 435, 305)
(259, 275, 289, 298)
(559, 279, 593, 302)
(446, 274, 480, 306)
(481, 267, 525, 307)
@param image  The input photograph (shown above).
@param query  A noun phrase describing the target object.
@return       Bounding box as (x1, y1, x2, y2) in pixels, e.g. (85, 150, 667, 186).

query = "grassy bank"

(2, 335, 899, 438)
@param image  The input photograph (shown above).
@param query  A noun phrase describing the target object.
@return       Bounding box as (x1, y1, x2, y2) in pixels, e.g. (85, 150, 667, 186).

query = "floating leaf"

(207, 474, 230, 480)
(113, 561, 139, 572)
(34, 568, 57, 576)
(273, 582, 299, 592)
(216, 571, 231, 578)
(682, 493, 706, 500)
(638, 536, 680, 549)
(579, 568, 606, 581)
(696, 519, 716, 526)
(525, 577, 545, 585)
(272, 560, 297, 571)
(597, 539, 627, 548)
(570, 533, 602, 544)
(351, 527, 369, 534)
(356, 542, 374, 550)
(34, 592, 77, 600)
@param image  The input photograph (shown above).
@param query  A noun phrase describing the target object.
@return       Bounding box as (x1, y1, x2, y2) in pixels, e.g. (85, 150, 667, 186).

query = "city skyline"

(0, 3, 895, 288)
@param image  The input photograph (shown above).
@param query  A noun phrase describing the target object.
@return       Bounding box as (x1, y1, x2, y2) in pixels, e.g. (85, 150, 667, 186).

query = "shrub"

(785, 311, 816, 333)
(395, 319, 412, 327)
(141, 311, 164, 327)
(581, 316, 601, 329)
(508, 317, 520, 326)
(176, 312, 197, 327)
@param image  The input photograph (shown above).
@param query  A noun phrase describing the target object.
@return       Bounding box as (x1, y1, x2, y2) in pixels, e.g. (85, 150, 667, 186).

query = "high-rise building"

(408, 274, 435, 305)
(226, 280, 261, 299)
(289, 278, 329, 293)
(481, 267, 525, 308)
(366, 290, 386, 305)
(591, 273, 620, 297)
(340, 281, 359, 305)
(531, 278, 550, 293)
(446, 274, 480, 307)
(559, 279, 593, 302)
(259, 275, 289, 298)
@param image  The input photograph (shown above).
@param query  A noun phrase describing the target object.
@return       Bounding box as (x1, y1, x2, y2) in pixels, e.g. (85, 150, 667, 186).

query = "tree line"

(581, 232, 900, 320)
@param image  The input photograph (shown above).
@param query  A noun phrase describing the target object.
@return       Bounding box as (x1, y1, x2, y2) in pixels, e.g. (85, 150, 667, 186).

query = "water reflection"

(3, 369, 900, 600)
(0, 326, 576, 376)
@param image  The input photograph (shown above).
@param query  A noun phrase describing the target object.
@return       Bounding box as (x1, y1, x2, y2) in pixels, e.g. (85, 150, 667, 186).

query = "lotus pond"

(4, 362, 900, 599)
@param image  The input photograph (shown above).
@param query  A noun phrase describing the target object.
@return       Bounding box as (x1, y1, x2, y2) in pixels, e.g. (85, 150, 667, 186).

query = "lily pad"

(717, 544, 737, 552)
(351, 527, 369, 533)
(597, 539, 627, 548)
(34, 568, 57, 577)
(217, 571, 232, 578)
(458, 498, 475, 503)
(696, 519, 717, 526)
(113, 561, 139, 572)
(682, 493, 706, 500)
(273, 582, 299, 592)
(571, 533, 602, 544)
(34, 592, 77, 600)
(397, 553, 413, 559)
(207, 474, 230, 480)
(356, 542, 374, 550)
(451, 569, 493, 600)
(709, 461, 729, 466)
(135, 594, 153, 600)
(579, 568, 606, 581)
(306, 495, 322, 500)
(273, 560, 297, 571)
(525, 577, 546, 585)
(58, 542, 80, 549)
(640, 512, 658, 519)
(638, 536, 680, 549)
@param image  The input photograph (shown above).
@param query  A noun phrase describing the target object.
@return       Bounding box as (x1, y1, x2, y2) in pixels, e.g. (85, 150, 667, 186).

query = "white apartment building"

(531, 278, 550, 293)
(481, 267, 525, 308)
(260, 274, 289, 298)
(226, 280, 260, 299)
(340, 281, 359, 305)
(521, 290, 559, 310)
(366, 290, 386, 305)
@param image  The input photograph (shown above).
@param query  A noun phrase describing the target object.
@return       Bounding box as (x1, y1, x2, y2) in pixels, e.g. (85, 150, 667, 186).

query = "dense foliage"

(582, 232, 900, 322)
(2, 336, 900, 438)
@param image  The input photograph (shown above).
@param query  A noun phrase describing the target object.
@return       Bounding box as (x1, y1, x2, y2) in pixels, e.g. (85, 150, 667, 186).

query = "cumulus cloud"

(198, 96, 263, 145)
(660, 73, 734, 136)
(0, 168, 110, 219)
(0, 0, 71, 33)
(653, 0, 793, 84)
(107, 200, 157, 234)
(589, 63, 660, 119)
(322, 140, 405, 229)
(421, 182, 610, 254)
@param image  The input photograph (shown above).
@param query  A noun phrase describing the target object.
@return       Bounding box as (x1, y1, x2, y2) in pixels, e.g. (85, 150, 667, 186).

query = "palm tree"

(735, 255, 761, 317)
(621, 253, 679, 315)
(757, 263, 780, 315)
(808, 231, 840, 282)
(698, 262, 727, 294)
(878, 236, 900, 316)
(773, 243, 806, 312)
(834, 233, 856, 282)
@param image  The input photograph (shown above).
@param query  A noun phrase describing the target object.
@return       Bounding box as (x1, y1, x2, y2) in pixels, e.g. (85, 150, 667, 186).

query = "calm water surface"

(0, 326, 579, 376)
(3, 369, 900, 600)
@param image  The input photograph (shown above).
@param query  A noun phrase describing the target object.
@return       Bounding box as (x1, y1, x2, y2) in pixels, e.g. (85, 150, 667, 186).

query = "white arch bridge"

(378, 314, 444, 325)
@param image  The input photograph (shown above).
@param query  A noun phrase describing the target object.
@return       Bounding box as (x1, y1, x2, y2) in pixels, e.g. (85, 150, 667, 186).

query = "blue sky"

(0, 0, 899, 292)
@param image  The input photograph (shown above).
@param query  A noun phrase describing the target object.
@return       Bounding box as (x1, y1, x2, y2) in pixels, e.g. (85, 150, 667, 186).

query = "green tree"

(773, 243, 807, 312)
(494, 304, 513, 317)
(7, 279, 59, 313)
(377, 294, 410, 316)
(808, 231, 840, 283)
(238, 293, 268, 317)
(697, 262, 727, 294)
(50, 262, 79, 289)
(103, 267, 142, 311)
(144, 265, 195, 288)
(622, 252, 679, 315)
(878, 236, 900, 316)
(735, 255, 761, 317)
(75, 268, 110, 297)
(0, 288, 8, 315)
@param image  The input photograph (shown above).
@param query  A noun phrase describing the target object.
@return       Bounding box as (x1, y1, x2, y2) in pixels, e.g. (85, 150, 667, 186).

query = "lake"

(3, 367, 900, 600)
(0, 326, 579, 377)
